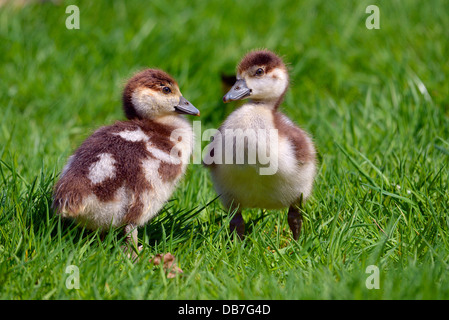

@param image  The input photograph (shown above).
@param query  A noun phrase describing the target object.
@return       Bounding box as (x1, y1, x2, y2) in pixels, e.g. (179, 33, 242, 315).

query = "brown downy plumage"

(53, 69, 199, 266)
(205, 50, 317, 240)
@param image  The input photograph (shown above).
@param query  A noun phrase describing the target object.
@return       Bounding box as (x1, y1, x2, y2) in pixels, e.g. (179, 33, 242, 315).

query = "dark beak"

(174, 96, 200, 116)
(223, 79, 251, 103)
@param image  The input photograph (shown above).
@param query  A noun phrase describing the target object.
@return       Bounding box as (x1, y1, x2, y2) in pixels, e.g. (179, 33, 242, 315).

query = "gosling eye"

(162, 86, 171, 94)
(255, 68, 264, 76)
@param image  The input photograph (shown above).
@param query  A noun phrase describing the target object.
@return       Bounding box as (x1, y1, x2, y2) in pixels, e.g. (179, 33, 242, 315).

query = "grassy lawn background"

(0, 0, 448, 299)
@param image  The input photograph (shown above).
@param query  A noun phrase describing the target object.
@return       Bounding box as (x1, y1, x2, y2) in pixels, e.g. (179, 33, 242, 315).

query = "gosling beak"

(175, 96, 200, 116)
(223, 79, 251, 103)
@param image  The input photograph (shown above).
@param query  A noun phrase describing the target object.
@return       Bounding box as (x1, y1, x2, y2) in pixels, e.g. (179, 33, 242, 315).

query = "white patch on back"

(146, 142, 179, 164)
(112, 119, 193, 166)
(112, 127, 148, 142)
(88, 153, 116, 184)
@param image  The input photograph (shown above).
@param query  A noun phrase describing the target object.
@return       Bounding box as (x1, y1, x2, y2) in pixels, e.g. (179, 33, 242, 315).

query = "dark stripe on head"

(238, 50, 285, 74)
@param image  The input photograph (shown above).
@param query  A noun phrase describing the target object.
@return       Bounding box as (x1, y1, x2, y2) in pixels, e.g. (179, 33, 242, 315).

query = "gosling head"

(123, 69, 200, 120)
(223, 50, 289, 106)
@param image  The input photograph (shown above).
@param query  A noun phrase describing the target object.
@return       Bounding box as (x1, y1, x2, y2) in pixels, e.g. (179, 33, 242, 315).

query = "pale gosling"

(205, 50, 316, 240)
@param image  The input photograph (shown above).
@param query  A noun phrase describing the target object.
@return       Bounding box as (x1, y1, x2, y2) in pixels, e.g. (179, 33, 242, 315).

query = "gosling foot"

(150, 253, 183, 278)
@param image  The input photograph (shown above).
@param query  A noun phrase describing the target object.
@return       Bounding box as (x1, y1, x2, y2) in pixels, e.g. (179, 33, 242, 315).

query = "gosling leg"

(288, 205, 303, 241)
(230, 210, 245, 239)
(123, 224, 140, 259)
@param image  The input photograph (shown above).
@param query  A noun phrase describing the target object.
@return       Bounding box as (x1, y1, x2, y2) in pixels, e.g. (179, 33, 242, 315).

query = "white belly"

(211, 150, 315, 209)
(207, 105, 315, 209)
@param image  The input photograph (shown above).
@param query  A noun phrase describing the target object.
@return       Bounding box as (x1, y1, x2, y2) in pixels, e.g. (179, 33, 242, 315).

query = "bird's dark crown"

(237, 50, 285, 74)
(122, 69, 178, 120)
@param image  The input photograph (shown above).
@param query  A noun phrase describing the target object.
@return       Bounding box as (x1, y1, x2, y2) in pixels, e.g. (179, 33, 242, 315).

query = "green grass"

(1, 0, 449, 299)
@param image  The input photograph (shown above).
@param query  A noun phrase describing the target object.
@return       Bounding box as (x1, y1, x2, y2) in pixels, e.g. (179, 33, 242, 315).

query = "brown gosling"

(53, 69, 200, 266)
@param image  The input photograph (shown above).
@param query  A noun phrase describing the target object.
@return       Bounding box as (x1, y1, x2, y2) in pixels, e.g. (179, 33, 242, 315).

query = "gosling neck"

(250, 91, 287, 110)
